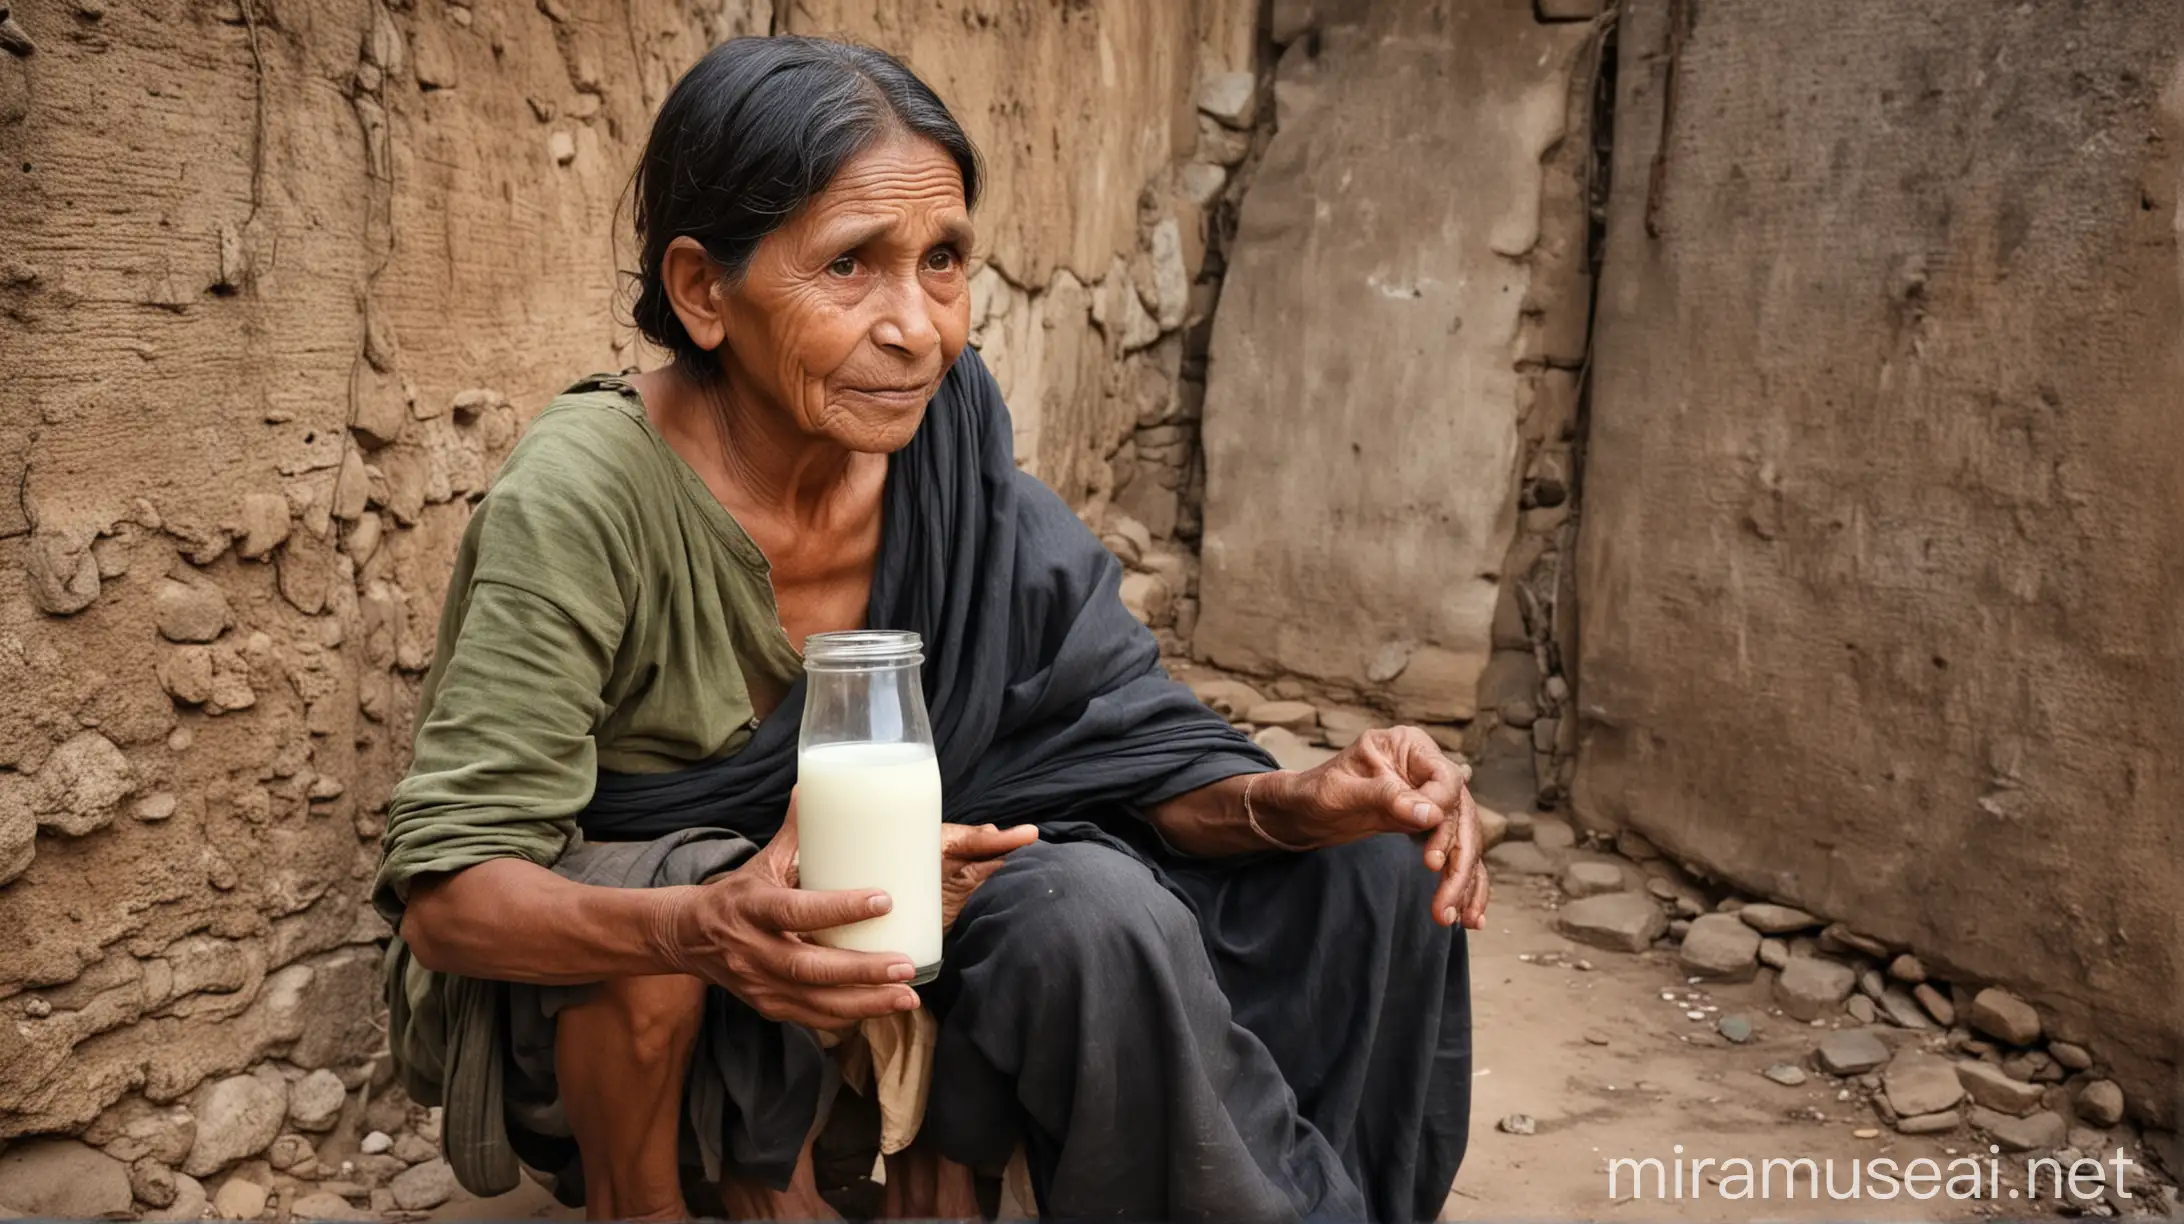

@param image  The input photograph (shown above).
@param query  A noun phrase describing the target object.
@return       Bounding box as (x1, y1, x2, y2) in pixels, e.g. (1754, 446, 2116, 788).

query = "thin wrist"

(642, 885, 701, 977)
(1244, 771, 1313, 851)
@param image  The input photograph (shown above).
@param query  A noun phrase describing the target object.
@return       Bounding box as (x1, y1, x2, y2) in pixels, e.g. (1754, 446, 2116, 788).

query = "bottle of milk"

(796, 630, 944, 984)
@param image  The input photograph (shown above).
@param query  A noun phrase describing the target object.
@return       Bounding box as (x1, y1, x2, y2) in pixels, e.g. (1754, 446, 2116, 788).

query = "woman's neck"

(646, 365, 877, 534)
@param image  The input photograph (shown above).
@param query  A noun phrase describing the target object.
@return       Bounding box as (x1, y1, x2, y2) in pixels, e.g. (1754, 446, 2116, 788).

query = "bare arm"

(400, 858, 691, 985)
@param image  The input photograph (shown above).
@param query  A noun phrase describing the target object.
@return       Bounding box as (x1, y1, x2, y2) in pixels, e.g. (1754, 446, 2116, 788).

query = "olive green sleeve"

(373, 418, 643, 925)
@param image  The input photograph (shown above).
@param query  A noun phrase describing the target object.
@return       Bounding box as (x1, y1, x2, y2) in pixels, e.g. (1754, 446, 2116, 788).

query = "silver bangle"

(1244, 773, 1311, 853)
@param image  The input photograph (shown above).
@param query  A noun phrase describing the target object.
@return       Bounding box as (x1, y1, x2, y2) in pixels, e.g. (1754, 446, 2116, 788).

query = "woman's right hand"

(656, 793, 921, 1029)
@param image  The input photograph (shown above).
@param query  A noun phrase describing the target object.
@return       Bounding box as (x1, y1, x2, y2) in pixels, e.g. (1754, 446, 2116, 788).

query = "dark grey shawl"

(426, 347, 1277, 1196)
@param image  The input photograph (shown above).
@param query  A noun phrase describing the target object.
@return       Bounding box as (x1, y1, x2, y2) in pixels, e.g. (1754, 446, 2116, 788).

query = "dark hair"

(629, 36, 984, 380)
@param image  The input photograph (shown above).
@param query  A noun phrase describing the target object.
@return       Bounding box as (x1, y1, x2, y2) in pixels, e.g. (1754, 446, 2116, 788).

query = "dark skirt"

(393, 829, 1470, 1224)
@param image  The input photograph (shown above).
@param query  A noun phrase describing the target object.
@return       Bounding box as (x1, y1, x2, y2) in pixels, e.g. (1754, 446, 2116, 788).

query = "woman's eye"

(828, 254, 858, 277)
(925, 247, 959, 273)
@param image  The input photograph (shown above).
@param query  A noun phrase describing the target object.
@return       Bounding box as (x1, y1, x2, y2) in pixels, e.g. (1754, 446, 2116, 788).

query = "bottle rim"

(804, 629, 925, 668)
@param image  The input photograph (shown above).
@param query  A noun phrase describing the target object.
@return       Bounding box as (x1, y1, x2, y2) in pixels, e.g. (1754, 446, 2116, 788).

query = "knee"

(1319, 832, 1439, 916)
(569, 974, 704, 1070)
(990, 841, 1195, 972)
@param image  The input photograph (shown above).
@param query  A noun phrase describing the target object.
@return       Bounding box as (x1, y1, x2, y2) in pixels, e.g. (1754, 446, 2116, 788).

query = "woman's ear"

(661, 236, 728, 354)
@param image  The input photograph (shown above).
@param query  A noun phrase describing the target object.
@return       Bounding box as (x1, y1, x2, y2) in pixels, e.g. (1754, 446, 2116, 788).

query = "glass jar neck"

(804, 629, 924, 672)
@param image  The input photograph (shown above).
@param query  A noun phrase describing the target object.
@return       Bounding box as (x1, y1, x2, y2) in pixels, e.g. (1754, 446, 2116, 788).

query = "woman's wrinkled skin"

(403, 129, 1488, 1221)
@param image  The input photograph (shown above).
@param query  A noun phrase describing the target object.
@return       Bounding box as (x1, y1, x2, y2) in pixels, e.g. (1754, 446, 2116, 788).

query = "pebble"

(359, 1131, 394, 1156)
(1678, 913, 1762, 982)
(1896, 1109, 1962, 1135)
(1583, 1030, 1611, 1046)
(290, 1190, 370, 1220)
(2075, 1079, 2124, 1127)
(1913, 982, 1956, 1027)
(1858, 968, 1887, 1001)
(388, 1159, 459, 1211)
(1317, 709, 1372, 749)
(1484, 841, 1558, 876)
(1883, 1050, 1967, 1116)
(1846, 996, 1878, 1025)
(1819, 923, 1890, 959)
(1967, 987, 2042, 1046)
(1817, 1029, 1892, 1076)
(1555, 893, 1668, 954)
(288, 1068, 349, 1133)
(154, 577, 233, 643)
(1888, 954, 1927, 983)
(1645, 878, 1679, 902)
(1243, 701, 1318, 733)
(1737, 903, 1821, 935)
(212, 1175, 270, 1220)
(1530, 817, 1576, 853)
(390, 1133, 437, 1165)
(1717, 1014, 1754, 1044)
(1187, 678, 1265, 720)
(1758, 938, 1790, 969)
(1195, 71, 1257, 127)
(1763, 1064, 1808, 1087)
(267, 1134, 317, 1171)
(132, 1158, 181, 1208)
(1975, 1106, 2068, 1153)
(1496, 1114, 1537, 1136)
(1853, 1127, 1881, 1138)
(1559, 860, 1626, 898)
(1669, 920, 1692, 939)
(1673, 895, 1706, 919)
(1775, 956, 1857, 1021)
(1957, 1060, 2046, 1115)
(185, 1070, 289, 1177)
(1878, 987, 1935, 1030)
(2048, 1041, 2093, 1071)
(1615, 829, 1659, 861)
(2066, 1126, 2107, 1152)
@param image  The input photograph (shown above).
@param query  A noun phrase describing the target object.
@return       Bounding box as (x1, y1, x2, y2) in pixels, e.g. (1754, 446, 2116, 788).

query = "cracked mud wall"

(0, 0, 1253, 1169)
(1574, 0, 2184, 1126)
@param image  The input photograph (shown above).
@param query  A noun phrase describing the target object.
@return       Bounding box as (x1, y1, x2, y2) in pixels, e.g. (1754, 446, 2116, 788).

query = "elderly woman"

(377, 34, 1487, 1224)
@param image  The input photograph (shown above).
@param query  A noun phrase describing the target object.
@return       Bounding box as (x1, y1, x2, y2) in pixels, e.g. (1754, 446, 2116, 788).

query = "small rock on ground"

(1559, 860, 1625, 898)
(290, 1190, 373, 1220)
(1717, 1014, 1755, 1044)
(1819, 923, 1890, 959)
(1914, 982, 1955, 1026)
(2048, 1040, 2093, 1071)
(288, 1068, 348, 1133)
(1967, 987, 2042, 1046)
(1244, 700, 1318, 733)
(1555, 893, 1667, 954)
(2075, 1079, 2125, 1127)
(1678, 912, 1762, 982)
(1763, 1064, 1808, 1087)
(145, 1174, 208, 1223)
(212, 1175, 269, 1220)
(1485, 841, 1558, 876)
(359, 1131, 394, 1156)
(389, 1159, 459, 1211)
(0, 1138, 135, 1218)
(1497, 1114, 1537, 1136)
(1758, 938, 1790, 969)
(1846, 996, 1878, 1024)
(268, 1134, 316, 1171)
(2066, 1126, 2107, 1152)
(186, 1070, 289, 1177)
(1957, 1060, 2046, 1115)
(1884, 1050, 1967, 1117)
(1817, 1028, 1892, 1076)
(1974, 1106, 2067, 1153)
(1737, 903, 1820, 934)
(1530, 817, 1576, 852)
(1776, 955, 1857, 1021)
(1878, 987, 1935, 1030)
(1895, 1110, 1962, 1135)
(1888, 954, 1927, 983)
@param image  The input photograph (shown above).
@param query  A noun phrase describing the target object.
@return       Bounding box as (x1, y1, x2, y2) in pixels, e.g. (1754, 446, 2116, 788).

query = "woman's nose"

(872, 276, 941, 358)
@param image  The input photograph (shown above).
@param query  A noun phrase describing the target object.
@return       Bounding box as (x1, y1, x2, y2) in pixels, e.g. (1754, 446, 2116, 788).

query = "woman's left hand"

(1259, 727, 1491, 930)
(940, 823, 1039, 931)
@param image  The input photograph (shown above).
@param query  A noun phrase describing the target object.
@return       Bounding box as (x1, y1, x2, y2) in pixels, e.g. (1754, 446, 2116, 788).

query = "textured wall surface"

(1574, 0, 2183, 1123)
(0, 0, 1247, 1186)
(1192, 0, 1588, 728)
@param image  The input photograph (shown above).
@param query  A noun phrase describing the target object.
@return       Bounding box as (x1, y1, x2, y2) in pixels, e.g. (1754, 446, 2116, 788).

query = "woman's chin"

(819, 399, 932, 453)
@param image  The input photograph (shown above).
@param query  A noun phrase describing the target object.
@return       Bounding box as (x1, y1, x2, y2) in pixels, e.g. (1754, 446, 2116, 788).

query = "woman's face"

(715, 130, 974, 452)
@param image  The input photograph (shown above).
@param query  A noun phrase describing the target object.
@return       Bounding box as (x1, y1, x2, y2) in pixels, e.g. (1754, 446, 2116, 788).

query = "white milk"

(796, 740, 944, 970)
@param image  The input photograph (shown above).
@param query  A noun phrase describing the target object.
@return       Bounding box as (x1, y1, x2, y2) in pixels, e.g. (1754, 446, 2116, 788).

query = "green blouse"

(372, 375, 802, 924)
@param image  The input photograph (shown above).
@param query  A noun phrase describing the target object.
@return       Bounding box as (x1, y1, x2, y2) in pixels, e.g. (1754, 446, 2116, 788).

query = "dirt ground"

(428, 855, 2174, 1224)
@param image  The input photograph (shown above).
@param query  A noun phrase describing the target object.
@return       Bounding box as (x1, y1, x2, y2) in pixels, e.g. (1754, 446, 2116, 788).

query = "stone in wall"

(1194, 0, 1590, 726)
(0, 0, 744, 1157)
(1574, 0, 2183, 1124)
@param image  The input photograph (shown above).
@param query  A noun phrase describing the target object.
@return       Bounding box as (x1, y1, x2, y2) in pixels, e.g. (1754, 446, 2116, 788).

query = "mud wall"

(1187, 0, 1600, 807)
(1574, 0, 2184, 1125)
(0, 0, 1254, 1187)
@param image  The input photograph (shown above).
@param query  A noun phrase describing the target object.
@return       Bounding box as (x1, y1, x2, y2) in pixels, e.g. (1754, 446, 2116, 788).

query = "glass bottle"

(796, 630, 944, 983)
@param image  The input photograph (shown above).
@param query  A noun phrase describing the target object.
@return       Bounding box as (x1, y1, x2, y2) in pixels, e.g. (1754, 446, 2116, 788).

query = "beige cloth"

(825, 1006, 940, 1155)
